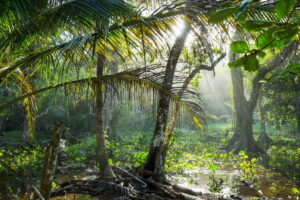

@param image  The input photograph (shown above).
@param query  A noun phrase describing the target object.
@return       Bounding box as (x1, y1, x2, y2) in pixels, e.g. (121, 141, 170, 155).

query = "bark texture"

(296, 75, 300, 137)
(229, 41, 297, 153)
(229, 67, 262, 153)
(95, 53, 115, 179)
(258, 96, 271, 143)
(107, 60, 119, 140)
(40, 121, 63, 200)
(143, 21, 191, 180)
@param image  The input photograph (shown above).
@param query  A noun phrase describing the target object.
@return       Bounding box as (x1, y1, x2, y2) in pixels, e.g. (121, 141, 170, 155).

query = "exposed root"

(50, 167, 242, 200)
(227, 135, 265, 155)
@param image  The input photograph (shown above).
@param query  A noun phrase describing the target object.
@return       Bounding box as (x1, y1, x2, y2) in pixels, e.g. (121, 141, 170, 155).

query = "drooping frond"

(11, 70, 36, 141)
(0, 73, 180, 113)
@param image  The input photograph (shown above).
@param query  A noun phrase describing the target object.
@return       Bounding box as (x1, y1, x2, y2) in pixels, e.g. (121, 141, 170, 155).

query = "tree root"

(50, 167, 244, 200)
(227, 136, 265, 155)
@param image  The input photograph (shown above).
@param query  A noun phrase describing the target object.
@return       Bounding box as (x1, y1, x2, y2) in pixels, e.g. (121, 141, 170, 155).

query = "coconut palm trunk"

(143, 20, 191, 180)
(161, 53, 225, 166)
(95, 53, 115, 179)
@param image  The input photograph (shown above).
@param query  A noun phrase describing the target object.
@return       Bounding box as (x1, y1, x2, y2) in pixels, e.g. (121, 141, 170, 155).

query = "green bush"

(269, 145, 300, 180)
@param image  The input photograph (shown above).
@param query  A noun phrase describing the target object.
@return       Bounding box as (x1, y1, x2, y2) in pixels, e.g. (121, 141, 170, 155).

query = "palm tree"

(143, 18, 192, 181)
(0, 0, 188, 179)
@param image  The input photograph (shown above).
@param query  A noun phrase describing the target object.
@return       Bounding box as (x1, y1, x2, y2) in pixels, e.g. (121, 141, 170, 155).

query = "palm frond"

(0, 6, 188, 82)
(0, 73, 180, 113)
(0, 0, 134, 51)
(11, 70, 36, 141)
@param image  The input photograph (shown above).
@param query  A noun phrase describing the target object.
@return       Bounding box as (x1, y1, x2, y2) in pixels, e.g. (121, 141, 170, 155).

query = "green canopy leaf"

(241, 20, 274, 32)
(208, 7, 238, 24)
(228, 53, 259, 71)
(228, 56, 247, 68)
(275, 0, 297, 20)
(287, 64, 300, 74)
(257, 51, 266, 58)
(230, 41, 249, 53)
(256, 29, 274, 49)
(270, 29, 298, 48)
(244, 54, 259, 71)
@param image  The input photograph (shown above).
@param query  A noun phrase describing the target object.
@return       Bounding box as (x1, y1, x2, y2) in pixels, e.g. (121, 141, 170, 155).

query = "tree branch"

(178, 52, 226, 97)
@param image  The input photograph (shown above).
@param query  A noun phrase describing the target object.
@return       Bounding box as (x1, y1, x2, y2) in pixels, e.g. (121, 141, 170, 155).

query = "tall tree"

(295, 75, 300, 137)
(229, 41, 298, 153)
(161, 53, 226, 165)
(95, 53, 116, 178)
(143, 18, 192, 181)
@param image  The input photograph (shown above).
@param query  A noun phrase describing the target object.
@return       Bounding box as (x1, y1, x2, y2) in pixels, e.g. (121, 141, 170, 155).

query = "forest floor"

(0, 123, 300, 199)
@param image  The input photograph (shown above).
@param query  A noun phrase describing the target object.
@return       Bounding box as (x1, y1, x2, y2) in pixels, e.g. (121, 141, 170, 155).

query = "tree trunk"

(21, 95, 35, 144)
(40, 121, 63, 200)
(143, 20, 191, 181)
(228, 41, 297, 153)
(161, 104, 178, 167)
(229, 68, 263, 153)
(161, 53, 226, 166)
(295, 75, 300, 137)
(258, 96, 271, 143)
(95, 53, 115, 179)
(107, 60, 119, 140)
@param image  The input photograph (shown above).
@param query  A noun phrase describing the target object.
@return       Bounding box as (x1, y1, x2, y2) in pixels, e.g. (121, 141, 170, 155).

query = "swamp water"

(172, 167, 300, 200)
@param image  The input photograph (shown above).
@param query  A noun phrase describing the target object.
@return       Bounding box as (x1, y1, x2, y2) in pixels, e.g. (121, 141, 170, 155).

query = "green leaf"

(208, 163, 217, 172)
(256, 29, 274, 49)
(279, 71, 290, 78)
(273, 25, 299, 39)
(291, 187, 300, 194)
(52, 182, 57, 187)
(230, 41, 249, 54)
(230, 54, 259, 71)
(241, 20, 274, 32)
(256, 26, 298, 49)
(273, 27, 299, 40)
(208, 7, 238, 24)
(228, 56, 247, 68)
(257, 51, 266, 58)
(270, 34, 298, 48)
(287, 64, 300, 74)
(275, 0, 297, 20)
(245, 54, 259, 71)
